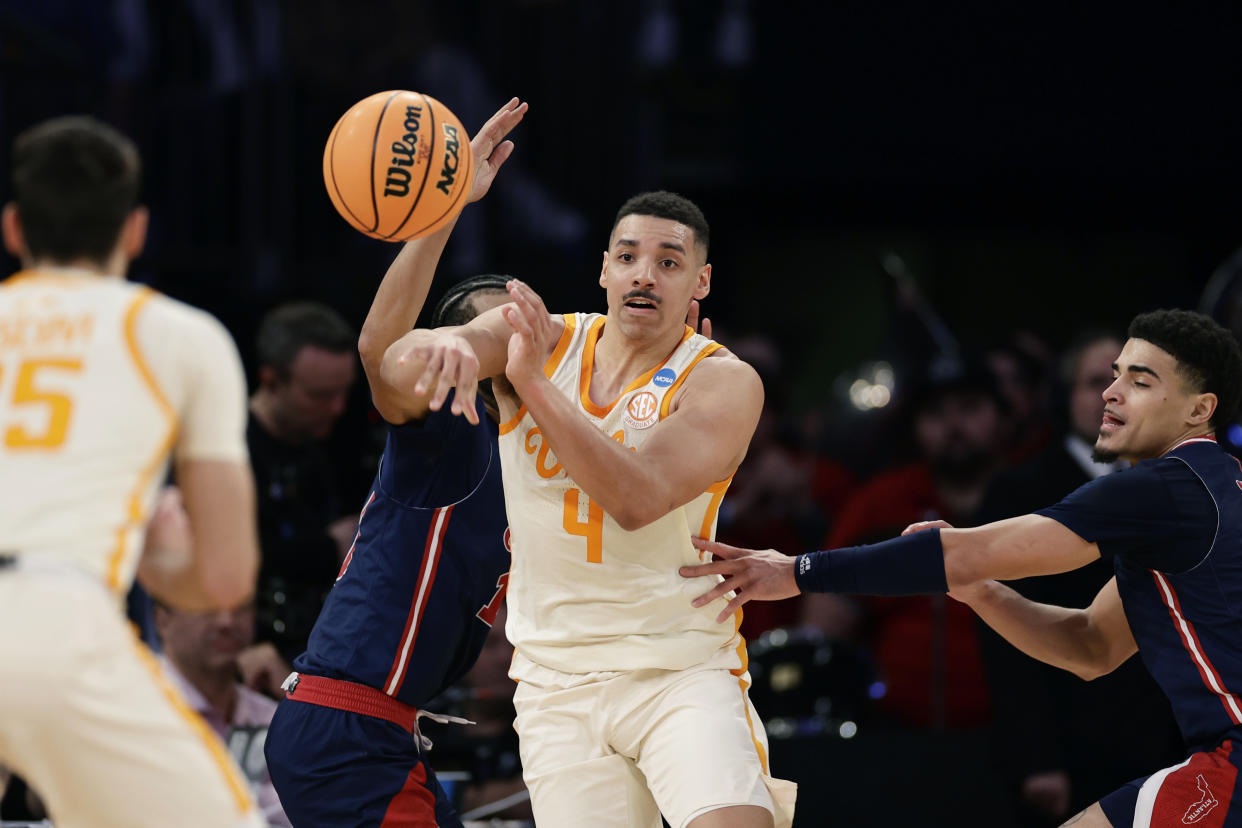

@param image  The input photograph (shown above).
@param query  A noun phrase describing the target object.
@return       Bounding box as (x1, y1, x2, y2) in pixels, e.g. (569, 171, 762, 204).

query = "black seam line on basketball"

(410, 136, 471, 238)
(328, 119, 368, 232)
(383, 91, 438, 240)
(369, 91, 401, 234)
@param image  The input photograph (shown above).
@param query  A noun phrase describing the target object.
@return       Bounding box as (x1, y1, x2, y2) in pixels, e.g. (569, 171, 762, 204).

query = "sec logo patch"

(624, 391, 659, 429)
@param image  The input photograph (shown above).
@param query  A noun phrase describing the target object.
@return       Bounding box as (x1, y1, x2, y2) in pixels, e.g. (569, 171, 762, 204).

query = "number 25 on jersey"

(0, 357, 82, 450)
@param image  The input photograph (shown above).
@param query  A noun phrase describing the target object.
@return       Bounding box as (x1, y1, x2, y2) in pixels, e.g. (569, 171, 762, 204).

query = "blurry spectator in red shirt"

(802, 355, 1010, 728)
(715, 333, 855, 638)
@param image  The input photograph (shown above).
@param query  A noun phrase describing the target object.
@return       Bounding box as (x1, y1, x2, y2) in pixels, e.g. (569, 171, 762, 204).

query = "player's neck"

(1156, 426, 1216, 457)
(592, 318, 686, 391)
(24, 252, 126, 278)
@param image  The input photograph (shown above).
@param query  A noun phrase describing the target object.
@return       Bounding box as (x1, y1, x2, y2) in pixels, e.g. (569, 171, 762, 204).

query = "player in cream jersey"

(0, 116, 262, 827)
(383, 182, 795, 828)
(0, 274, 247, 588)
(500, 311, 738, 674)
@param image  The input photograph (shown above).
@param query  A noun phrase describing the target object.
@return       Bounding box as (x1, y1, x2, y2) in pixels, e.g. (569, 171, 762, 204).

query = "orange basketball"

(323, 90, 474, 241)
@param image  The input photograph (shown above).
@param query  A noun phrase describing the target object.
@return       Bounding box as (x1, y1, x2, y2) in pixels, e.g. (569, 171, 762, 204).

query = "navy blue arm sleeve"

(794, 528, 949, 595)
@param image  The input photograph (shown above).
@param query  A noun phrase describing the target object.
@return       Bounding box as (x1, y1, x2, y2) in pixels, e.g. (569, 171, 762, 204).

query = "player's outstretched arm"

(381, 303, 563, 424)
(952, 577, 1137, 681)
(503, 280, 760, 530)
(680, 514, 1101, 622)
(359, 98, 527, 424)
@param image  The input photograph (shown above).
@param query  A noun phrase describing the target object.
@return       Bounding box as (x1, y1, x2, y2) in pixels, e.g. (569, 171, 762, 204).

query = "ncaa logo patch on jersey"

(652, 368, 677, 388)
(624, 391, 659, 429)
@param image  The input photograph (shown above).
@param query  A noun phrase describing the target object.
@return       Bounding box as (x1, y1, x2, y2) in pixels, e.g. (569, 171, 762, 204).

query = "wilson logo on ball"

(382, 104, 423, 198)
(324, 90, 474, 242)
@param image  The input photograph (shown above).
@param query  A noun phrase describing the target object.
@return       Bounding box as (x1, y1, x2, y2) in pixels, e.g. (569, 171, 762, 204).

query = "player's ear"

(1188, 391, 1217, 427)
(120, 206, 149, 262)
(2, 203, 26, 260)
(692, 263, 711, 301)
(599, 250, 609, 289)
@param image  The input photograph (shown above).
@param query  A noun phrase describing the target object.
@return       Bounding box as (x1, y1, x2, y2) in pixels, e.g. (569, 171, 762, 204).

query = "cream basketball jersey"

(0, 270, 248, 592)
(499, 312, 744, 675)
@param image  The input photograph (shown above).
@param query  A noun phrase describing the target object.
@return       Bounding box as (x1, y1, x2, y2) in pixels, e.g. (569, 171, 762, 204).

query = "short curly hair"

(611, 191, 709, 261)
(1128, 309, 1242, 427)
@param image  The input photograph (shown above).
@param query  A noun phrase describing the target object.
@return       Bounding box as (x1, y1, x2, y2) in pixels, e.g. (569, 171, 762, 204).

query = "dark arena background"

(2, 2, 1242, 826)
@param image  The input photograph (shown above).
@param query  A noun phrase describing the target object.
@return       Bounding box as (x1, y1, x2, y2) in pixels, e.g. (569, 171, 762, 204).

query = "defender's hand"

(467, 98, 528, 204)
(681, 537, 800, 623)
(686, 299, 712, 339)
(503, 279, 557, 388)
(391, 331, 481, 424)
(902, 519, 953, 535)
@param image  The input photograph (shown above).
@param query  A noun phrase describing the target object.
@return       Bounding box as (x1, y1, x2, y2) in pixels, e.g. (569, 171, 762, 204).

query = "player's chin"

(617, 314, 664, 338)
(1091, 433, 1124, 463)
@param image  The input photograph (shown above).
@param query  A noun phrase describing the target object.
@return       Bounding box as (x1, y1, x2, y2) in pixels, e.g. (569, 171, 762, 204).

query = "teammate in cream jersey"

(0, 273, 248, 589)
(383, 181, 795, 828)
(0, 116, 261, 828)
(500, 311, 735, 673)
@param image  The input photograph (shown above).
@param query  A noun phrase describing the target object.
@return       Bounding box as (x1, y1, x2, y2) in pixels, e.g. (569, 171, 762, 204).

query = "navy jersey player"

(263, 98, 527, 828)
(683, 309, 1242, 828)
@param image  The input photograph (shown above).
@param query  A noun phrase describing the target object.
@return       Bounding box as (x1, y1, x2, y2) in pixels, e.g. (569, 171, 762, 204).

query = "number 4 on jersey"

(564, 488, 603, 563)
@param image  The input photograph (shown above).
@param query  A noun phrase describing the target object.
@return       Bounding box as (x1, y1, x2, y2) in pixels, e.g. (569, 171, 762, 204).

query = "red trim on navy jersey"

(337, 491, 377, 581)
(1152, 570, 1242, 725)
(384, 505, 453, 695)
(1173, 436, 1218, 449)
(378, 761, 437, 827)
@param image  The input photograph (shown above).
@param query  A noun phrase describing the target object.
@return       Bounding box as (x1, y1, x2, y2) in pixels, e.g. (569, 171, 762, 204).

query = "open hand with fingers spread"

(680, 537, 801, 623)
(467, 97, 529, 205)
(503, 279, 558, 389)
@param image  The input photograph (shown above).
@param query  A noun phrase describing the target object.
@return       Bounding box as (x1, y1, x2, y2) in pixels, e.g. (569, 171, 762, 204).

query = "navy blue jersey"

(1039, 437, 1242, 751)
(295, 393, 510, 708)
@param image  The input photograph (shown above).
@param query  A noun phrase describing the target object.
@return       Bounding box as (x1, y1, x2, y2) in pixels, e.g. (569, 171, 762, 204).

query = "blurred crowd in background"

(3, 2, 1242, 826)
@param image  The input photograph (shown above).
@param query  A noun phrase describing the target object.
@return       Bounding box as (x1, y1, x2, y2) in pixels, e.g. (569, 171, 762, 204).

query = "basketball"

(323, 90, 474, 241)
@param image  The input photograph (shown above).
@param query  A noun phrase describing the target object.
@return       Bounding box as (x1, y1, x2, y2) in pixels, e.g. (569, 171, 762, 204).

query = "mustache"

(622, 290, 661, 305)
